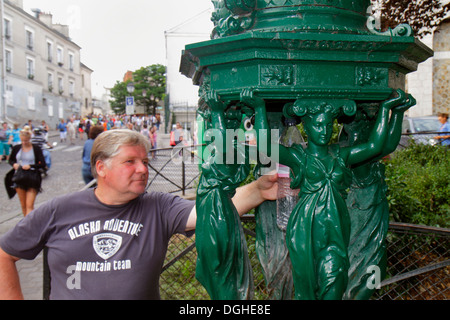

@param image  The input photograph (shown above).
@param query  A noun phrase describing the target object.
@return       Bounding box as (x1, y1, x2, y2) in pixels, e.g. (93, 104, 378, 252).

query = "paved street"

(0, 131, 88, 300)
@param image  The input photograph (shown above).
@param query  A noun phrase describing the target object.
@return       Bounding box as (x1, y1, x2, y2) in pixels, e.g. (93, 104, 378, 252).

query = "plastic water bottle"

(276, 119, 302, 231)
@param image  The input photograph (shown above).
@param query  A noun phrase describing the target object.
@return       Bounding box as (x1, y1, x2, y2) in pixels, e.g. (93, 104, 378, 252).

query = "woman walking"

(8, 126, 46, 216)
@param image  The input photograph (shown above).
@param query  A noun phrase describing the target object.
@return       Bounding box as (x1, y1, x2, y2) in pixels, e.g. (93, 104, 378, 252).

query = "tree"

(133, 64, 166, 115)
(371, 0, 450, 38)
(109, 80, 129, 114)
(109, 64, 166, 115)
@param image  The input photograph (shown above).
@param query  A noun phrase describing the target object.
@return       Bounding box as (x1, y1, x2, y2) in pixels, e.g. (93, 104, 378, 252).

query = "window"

(58, 102, 64, 118)
(6, 85, 13, 106)
(48, 73, 54, 91)
(48, 103, 54, 117)
(5, 50, 12, 72)
(58, 77, 64, 94)
(25, 28, 34, 50)
(4, 18, 12, 40)
(26, 57, 35, 79)
(57, 46, 64, 66)
(69, 80, 75, 97)
(69, 52, 74, 71)
(47, 41, 53, 62)
(28, 91, 35, 110)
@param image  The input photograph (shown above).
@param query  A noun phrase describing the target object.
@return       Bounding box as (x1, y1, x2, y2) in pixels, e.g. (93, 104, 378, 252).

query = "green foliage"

(109, 64, 166, 115)
(109, 81, 128, 114)
(384, 142, 450, 228)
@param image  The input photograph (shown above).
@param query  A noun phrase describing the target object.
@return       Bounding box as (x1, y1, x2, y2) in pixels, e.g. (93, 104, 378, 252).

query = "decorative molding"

(261, 65, 294, 86)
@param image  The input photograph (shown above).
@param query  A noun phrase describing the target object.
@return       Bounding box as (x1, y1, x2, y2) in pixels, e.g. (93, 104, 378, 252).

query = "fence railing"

(159, 218, 449, 300)
(146, 144, 201, 196)
(398, 131, 450, 149)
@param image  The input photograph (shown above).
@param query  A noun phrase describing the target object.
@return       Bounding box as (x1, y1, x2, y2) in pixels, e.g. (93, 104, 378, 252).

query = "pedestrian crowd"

(1, 113, 164, 216)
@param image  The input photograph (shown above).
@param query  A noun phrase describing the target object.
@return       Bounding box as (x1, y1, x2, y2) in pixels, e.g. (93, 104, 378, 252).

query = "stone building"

(0, 0, 92, 128)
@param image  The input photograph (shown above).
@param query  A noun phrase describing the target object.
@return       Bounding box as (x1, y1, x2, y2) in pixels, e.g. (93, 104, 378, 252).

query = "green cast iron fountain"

(181, 0, 433, 300)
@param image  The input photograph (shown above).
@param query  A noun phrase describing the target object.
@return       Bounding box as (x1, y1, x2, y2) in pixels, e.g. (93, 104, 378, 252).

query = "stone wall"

(433, 19, 450, 115)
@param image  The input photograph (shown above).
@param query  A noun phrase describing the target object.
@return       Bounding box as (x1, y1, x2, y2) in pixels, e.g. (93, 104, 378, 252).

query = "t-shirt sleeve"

(0, 201, 54, 260)
(151, 192, 195, 239)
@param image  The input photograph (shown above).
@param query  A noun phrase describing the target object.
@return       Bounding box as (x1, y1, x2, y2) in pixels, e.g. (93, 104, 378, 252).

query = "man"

(0, 129, 278, 300)
(434, 113, 450, 146)
(66, 118, 77, 145)
(57, 119, 67, 143)
(31, 126, 53, 172)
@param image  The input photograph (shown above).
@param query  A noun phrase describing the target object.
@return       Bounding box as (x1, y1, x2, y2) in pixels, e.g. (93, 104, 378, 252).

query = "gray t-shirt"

(0, 189, 195, 300)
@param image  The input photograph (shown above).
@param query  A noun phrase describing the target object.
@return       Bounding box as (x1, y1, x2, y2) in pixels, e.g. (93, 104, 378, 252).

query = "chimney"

(51, 24, 70, 38)
(37, 12, 53, 28)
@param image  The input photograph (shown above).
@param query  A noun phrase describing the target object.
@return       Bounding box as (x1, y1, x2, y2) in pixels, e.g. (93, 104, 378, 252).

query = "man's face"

(101, 145, 149, 198)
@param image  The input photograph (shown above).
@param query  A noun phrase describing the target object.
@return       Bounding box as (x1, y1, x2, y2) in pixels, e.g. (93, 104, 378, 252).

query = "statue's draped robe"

(195, 144, 253, 300)
(344, 161, 389, 300)
(286, 144, 352, 300)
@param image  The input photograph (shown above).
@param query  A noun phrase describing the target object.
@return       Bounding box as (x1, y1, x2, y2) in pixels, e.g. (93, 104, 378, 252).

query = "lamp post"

(126, 82, 135, 115)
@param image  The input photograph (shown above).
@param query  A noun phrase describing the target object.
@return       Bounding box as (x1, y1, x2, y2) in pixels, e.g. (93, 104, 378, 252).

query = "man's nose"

(136, 161, 148, 173)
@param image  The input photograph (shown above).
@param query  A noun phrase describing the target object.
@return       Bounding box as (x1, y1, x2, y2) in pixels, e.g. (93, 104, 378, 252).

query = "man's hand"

(233, 172, 278, 216)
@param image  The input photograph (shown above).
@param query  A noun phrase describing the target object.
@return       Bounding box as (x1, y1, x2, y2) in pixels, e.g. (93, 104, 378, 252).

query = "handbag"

(12, 167, 29, 184)
(11, 166, 41, 190)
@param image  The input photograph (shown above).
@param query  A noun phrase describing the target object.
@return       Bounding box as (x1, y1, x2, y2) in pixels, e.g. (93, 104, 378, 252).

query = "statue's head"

(300, 102, 340, 146)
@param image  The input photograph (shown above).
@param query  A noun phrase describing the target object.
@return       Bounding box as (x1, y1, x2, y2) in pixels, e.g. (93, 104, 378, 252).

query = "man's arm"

(0, 247, 24, 300)
(185, 173, 278, 231)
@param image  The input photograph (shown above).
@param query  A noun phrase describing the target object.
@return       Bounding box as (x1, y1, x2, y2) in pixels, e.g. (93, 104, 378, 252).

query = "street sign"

(126, 96, 135, 115)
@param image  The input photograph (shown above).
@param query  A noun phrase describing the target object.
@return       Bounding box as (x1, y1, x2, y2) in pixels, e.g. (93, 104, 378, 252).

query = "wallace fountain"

(180, 0, 433, 300)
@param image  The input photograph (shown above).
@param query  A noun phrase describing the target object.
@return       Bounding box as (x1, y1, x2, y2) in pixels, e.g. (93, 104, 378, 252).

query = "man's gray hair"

(91, 129, 151, 178)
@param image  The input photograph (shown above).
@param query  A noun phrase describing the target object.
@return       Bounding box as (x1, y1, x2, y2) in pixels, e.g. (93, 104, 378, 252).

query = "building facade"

(0, 0, 92, 128)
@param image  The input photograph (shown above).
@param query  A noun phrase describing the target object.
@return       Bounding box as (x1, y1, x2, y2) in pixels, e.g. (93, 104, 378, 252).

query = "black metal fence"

(146, 144, 201, 196)
(159, 219, 449, 300)
(398, 132, 450, 149)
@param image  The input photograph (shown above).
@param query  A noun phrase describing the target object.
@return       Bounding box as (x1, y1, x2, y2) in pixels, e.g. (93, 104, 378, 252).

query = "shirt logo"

(93, 233, 122, 260)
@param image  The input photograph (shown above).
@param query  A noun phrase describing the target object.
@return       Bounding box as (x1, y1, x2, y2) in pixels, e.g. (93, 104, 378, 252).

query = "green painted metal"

(182, 0, 433, 300)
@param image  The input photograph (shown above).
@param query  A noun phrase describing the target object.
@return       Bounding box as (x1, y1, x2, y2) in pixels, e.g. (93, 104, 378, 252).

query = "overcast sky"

(22, 0, 214, 97)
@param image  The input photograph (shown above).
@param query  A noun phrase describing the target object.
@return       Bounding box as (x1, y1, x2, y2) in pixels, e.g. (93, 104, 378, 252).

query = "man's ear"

(96, 160, 107, 178)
